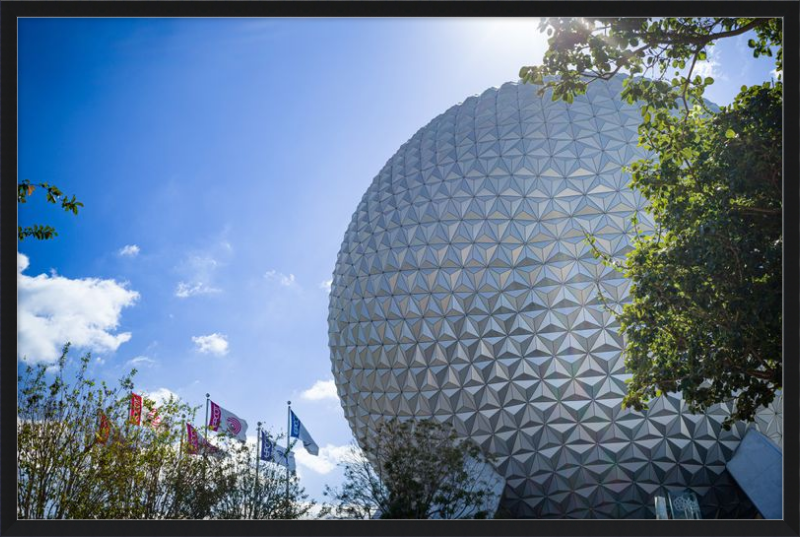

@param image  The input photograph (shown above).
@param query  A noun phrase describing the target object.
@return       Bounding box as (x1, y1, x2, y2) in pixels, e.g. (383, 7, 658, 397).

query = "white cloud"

(18, 252, 139, 364)
(301, 379, 339, 402)
(192, 333, 229, 356)
(175, 281, 221, 298)
(771, 67, 782, 79)
(175, 252, 225, 298)
(694, 46, 725, 81)
(295, 443, 356, 475)
(319, 279, 332, 293)
(126, 355, 156, 368)
(18, 253, 29, 272)
(118, 244, 140, 257)
(143, 387, 179, 407)
(264, 270, 296, 287)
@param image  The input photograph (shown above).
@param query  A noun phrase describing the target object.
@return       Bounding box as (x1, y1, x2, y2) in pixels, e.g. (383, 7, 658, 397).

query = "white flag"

(208, 400, 248, 442)
(273, 444, 296, 471)
(289, 410, 319, 455)
(260, 431, 296, 471)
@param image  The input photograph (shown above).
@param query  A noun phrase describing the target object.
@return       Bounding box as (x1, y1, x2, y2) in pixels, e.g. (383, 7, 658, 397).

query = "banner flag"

(186, 423, 200, 455)
(186, 423, 221, 456)
(96, 412, 111, 445)
(146, 407, 162, 431)
(273, 444, 296, 471)
(259, 430, 295, 470)
(129, 393, 143, 426)
(289, 410, 319, 455)
(259, 429, 274, 462)
(208, 400, 248, 442)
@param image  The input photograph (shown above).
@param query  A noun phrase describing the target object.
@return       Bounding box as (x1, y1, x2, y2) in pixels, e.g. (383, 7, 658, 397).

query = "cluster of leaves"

(520, 18, 781, 108)
(17, 344, 313, 519)
(18, 179, 83, 241)
(619, 82, 782, 427)
(324, 419, 497, 519)
(520, 18, 782, 427)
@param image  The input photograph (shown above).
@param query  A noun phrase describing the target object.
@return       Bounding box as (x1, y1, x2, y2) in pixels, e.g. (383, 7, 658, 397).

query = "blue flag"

(259, 430, 273, 462)
(260, 430, 296, 470)
(289, 410, 319, 456)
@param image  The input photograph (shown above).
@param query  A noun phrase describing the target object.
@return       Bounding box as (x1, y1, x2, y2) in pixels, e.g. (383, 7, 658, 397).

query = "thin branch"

(626, 19, 768, 47)
(682, 46, 702, 114)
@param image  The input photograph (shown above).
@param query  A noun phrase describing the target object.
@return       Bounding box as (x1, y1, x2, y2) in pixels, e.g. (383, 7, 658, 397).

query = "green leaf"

(725, 129, 735, 138)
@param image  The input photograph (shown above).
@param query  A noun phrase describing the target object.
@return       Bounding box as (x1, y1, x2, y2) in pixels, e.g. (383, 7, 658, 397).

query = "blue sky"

(17, 17, 779, 504)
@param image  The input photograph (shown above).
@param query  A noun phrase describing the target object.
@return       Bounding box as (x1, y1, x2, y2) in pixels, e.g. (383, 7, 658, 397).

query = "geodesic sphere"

(327, 78, 766, 518)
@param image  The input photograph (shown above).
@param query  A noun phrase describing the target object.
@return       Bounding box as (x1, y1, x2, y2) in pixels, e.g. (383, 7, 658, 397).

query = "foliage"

(17, 179, 84, 241)
(519, 18, 782, 427)
(324, 419, 496, 519)
(17, 344, 314, 519)
(213, 435, 315, 520)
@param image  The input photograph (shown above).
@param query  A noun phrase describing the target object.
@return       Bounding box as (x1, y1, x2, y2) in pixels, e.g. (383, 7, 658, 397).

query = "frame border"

(2, 2, 797, 536)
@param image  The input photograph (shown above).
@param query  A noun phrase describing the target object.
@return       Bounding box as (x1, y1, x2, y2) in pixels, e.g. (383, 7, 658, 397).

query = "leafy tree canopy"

(18, 179, 84, 241)
(520, 18, 782, 427)
(324, 419, 497, 519)
(17, 344, 315, 519)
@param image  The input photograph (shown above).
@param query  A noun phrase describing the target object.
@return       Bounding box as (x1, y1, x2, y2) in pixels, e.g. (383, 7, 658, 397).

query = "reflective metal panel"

(328, 78, 781, 518)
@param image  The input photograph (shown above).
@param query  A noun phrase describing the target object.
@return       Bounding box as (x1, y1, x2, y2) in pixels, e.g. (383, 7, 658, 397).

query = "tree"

(17, 344, 315, 519)
(212, 434, 316, 520)
(324, 419, 497, 519)
(519, 18, 782, 427)
(18, 179, 83, 240)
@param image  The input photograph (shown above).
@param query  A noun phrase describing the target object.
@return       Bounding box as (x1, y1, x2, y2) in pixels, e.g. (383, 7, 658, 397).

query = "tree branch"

(628, 18, 768, 47)
(682, 46, 702, 114)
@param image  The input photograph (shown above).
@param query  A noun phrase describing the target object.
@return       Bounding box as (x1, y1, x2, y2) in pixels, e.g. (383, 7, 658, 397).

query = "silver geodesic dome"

(327, 77, 782, 518)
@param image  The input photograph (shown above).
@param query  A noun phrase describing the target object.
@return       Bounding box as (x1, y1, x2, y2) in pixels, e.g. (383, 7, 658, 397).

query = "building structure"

(327, 78, 783, 518)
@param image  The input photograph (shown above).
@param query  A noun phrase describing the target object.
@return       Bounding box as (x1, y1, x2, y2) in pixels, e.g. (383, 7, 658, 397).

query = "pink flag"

(186, 423, 220, 456)
(146, 407, 162, 430)
(208, 400, 248, 442)
(186, 423, 200, 455)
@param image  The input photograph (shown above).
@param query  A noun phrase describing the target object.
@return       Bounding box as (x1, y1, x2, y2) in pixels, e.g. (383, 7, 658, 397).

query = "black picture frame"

(2, 2, 797, 536)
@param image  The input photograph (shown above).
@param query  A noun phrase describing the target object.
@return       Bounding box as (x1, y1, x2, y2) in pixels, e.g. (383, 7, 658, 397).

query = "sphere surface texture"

(328, 78, 778, 518)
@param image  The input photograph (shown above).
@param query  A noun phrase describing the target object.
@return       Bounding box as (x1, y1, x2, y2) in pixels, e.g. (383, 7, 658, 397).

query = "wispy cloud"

(175, 250, 227, 298)
(264, 270, 297, 287)
(192, 333, 229, 356)
(126, 355, 157, 368)
(118, 244, 140, 257)
(295, 444, 356, 475)
(319, 279, 332, 293)
(175, 281, 221, 298)
(301, 379, 338, 402)
(17, 252, 139, 364)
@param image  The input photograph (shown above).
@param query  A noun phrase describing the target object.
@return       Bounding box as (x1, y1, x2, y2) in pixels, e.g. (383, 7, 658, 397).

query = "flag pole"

(204, 393, 210, 442)
(254, 421, 262, 519)
(286, 400, 291, 511)
(175, 416, 186, 518)
(178, 415, 185, 460)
